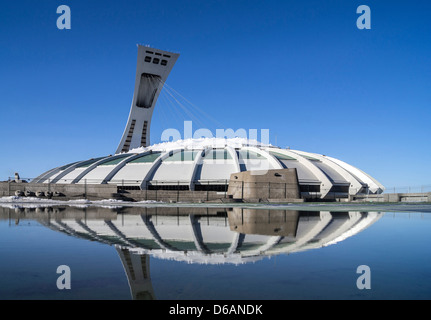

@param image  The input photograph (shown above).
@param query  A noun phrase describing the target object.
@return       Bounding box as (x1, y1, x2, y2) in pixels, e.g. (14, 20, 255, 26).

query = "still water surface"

(1, 203, 431, 300)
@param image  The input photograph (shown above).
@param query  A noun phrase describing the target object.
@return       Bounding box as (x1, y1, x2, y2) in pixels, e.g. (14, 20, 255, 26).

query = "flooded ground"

(1, 198, 431, 300)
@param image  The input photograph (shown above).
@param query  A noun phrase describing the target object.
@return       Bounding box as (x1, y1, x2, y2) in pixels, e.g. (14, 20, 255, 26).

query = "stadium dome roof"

(33, 137, 384, 199)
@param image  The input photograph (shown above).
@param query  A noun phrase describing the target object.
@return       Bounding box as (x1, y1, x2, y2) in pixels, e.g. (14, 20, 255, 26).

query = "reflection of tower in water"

(111, 208, 383, 299)
(0, 206, 384, 300)
(116, 248, 155, 300)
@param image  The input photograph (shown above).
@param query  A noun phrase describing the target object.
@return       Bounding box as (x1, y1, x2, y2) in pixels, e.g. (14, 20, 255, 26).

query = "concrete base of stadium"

(1, 174, 430, 204)
(0, 169, 304, 203)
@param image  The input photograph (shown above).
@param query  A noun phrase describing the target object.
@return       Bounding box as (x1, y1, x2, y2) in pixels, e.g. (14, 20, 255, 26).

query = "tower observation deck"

(116, 46, 180, 154)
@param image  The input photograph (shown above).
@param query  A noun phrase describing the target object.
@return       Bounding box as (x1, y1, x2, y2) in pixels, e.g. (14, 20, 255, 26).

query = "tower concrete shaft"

(116, 46, 179, 154)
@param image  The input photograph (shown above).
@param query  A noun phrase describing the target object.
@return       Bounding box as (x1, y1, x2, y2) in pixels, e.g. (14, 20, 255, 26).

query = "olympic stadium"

(28, 45, 384, 202)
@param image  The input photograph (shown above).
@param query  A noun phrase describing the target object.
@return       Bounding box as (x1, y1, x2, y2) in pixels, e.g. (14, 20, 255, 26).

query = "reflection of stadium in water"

(1, 206, 382, 299)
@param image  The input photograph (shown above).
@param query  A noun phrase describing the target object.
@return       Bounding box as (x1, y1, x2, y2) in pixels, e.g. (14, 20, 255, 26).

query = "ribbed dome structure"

(30, 45, 384, 201)
(32, 137, 384, 200)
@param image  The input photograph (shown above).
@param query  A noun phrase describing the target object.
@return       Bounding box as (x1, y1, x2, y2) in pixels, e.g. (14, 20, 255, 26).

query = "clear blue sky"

(0, 0, 430, 189)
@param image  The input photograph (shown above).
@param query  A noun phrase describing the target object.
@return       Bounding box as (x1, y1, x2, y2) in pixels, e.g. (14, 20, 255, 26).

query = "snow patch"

(126, 137, 272, 153)
(0, 196, 164, 209)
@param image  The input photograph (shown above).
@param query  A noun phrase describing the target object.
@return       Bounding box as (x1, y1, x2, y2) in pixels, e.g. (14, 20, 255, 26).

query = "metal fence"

(7, 177, 229, 186)
(382, 185, 431, 194)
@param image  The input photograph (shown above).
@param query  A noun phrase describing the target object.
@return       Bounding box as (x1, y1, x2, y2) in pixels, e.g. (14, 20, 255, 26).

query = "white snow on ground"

(126, 137, 272, 153)
(0, 196, 162, 209)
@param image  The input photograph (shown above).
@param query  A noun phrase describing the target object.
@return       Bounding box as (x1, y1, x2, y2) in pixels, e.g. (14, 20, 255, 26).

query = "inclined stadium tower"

(31, 45, 384, 201)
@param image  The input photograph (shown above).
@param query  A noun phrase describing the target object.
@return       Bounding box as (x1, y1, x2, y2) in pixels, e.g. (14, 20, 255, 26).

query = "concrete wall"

(227, 168, 302, 202)
(118, 189, 231, 203)
(0, 181, 118, 201)
(0, 181, 232, 203)
(2, 180, 430, 203)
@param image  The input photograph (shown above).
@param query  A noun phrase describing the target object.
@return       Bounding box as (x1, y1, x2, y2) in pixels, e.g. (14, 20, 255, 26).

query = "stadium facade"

(30, 46, 384, 201)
